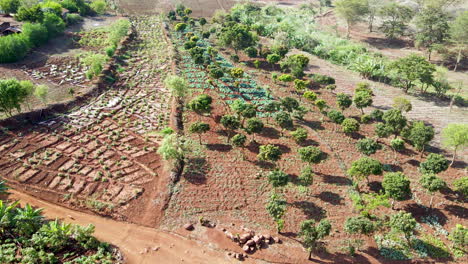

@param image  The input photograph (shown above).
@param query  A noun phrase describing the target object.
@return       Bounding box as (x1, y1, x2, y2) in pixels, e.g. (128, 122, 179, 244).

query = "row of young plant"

(162, 6, 468, 260)
(0, 181, 120, 263)
(0, 0, 108, 63)
(207, 3, 464, 104)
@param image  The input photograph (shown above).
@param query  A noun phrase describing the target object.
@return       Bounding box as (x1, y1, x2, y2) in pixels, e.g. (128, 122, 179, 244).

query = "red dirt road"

(9, 189, 244, 264)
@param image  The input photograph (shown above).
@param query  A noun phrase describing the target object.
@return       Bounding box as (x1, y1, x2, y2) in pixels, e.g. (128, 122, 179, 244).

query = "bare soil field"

(1, 16, 172, 227)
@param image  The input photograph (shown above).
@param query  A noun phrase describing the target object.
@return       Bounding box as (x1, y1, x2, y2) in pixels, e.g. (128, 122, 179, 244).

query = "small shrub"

(361, 114, 371, 123)
(291, 128, 308, 143)
(230, 54, 239, 62)
(21, 22, 48, 47)
(390, 138, 405, 151)
(325, 84, 336, 91)
(342, 118, 360, 134)
(0, 34, 30, 63)
(278, 74, 293, 82)
(244, 46, 258, 57)
(420, 153, 448, 174)
(453, 177, 467, 197)
(356, 138, 381, 155)
(370, 109, 384, 121)
(312, 74, 335, 85)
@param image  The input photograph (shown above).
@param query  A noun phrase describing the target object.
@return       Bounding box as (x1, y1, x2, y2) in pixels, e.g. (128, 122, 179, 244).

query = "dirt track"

(10, 189, 242, 264)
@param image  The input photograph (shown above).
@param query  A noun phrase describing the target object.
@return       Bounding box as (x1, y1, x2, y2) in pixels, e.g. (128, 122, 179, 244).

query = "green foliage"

(21, 22, 48, 47)
(299, 219, 332, 252)
(219, 23, 257, 52)
(245, 117, 263, 136)
(382, 172, 411, 201)
(81, 53, 107, 79)
(230, 67, 244, 79)
(266, 192, 287, 232)
(244, 46, 258, 57)
(291, 128, 308, 143)
(336, 93, 352, 111)
(390, 138, 405, 151)
(449, 224, 467, 252)
(390, 54, 435, 93)
(258, 144, 282, 163)
(15, 4, 44, 22)
(356, 138, 381, 156)
(312, 74, 335, 85)
(0, 34, 30, 63)
(315, 99, 328, 112)
(342, 118, 360, 134)
(278, 74, 293, 82)
(34, 84, 48, 105)
(188, 122, 210, 143)
(175, 23, 187, 31)
(298, 146, 323, 164)
(420, 174, 446, 194)
(275, 111, 294, 132)
(108, 19, 130, 46)
(453, 177, 468, 197)
(294, 79, 309, 92)
(392, 97, 412, 113)
(389, 211, 417, 245)
(280, 97, 299, 112)
(268, 170, 289, 188)
(378, 3, 414, 39)
(298, 166, 314, 186)
(414, 6, 450, 58)
(208, 66, 224, 79)
(344, 216, 375, 236)
(65, 13, 83, 25)
(90, 0, 107, 15)
(303, 91, 317, 102)
(382, 109, 407, 137)
(220, 115, 240, 135)
(349, 191, 390, 214)
(334, 0, 369, 37)
(266, 53, 280, 65)
(327, 109, 345, 125)
(0, 78, 31, 116)
(407, 121, 434, 152)
(164, 75, 188, 99)
(231, 133, 247, 148)
(420, 153, 448, 174)
(0, 0, 20, 14)
(43, 12, 65, 38)
(347, 157, 383, 182)
(157, 134, 189, 162)
(353, 90, 373, 113)
(187, 94, 212, 114)
(280, 54, 310, 78)
(442, 124, 468, 163)
(370, 109, 383, 122)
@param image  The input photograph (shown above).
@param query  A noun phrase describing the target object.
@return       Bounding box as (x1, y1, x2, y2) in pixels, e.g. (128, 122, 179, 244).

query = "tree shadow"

(443, 204, 467, 219)
(318, 173, 352, 186)
(182, 157, 209, 185)
(291, 201, 326, 221)
(368, 181, 383, 193)
(316, 191, 344, 205)
(298, 138, 319, 147)
(451, 160, 467, 170)
(301, 120, 325, 131)
(404, 203, 448, 225)
(253, 160, 275, 170)
(407, 159, 420, 167)
(261, 126, 280, 139)
(363, 37, 412, 50)
(206, 143, 232, 152)
(314, 249, 374, 264)
(275, 143, 291, 154)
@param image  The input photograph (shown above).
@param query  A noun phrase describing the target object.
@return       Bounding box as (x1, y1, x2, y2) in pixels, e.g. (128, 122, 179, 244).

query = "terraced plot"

(0, 16, 172, 219)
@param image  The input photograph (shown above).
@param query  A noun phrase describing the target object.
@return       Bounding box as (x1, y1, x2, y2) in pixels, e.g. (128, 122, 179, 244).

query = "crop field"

(0, 16, 172, 222)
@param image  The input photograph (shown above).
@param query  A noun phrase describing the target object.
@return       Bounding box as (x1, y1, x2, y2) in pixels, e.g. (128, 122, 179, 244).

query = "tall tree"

(389, 211, 417, 246)
(450, 11, 468, 71)
(382, 172, 411, 209)
(266, 192, 287, 233)
(299, 219, 332, 260)
(0, 79, 31, 117)
(378, 3, 414, 39)
(420, 174, 446, 209)
(441, 124, 468, 166)
(390, 54, 436, 93)
(334, 0, 370, 38)
(218, 23, 257, 54)
(415, 5, 450, 60)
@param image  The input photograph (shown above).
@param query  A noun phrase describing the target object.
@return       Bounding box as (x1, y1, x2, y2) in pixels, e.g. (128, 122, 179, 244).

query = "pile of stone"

(223, 228, 281, 254)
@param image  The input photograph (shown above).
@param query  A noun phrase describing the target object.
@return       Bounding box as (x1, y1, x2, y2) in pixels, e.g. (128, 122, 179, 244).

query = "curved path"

(10, 189, 238, 264)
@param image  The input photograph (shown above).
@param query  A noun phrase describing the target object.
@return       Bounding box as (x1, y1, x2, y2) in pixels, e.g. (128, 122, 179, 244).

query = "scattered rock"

(245, 239, 255, 247)
(242, 245, 250, 253)
(239, 233, 252, 244)
(183, 223, 194, 231)
(273, 237, 281, 243)
(152, 246, 160, 251)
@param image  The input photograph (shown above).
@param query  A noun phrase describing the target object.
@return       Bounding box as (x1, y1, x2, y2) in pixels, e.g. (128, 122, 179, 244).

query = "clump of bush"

(312, 74, 335, 85)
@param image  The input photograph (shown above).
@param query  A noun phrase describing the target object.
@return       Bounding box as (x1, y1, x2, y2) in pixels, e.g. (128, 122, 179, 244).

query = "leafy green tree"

(264, 101, 281, 124)
(231, 133, 247, 148)
(280, 54, 310, 78)
(315, 99, 328, 112)
(0, 78, 31, 116)
(408, 121, 434, 155)
(356, 138, 381, 156)
(382, 109, 407, 138)
(268, 170, 289, 188)
(392, 97, 412, 113)
(303, 91, 317, 102)
(299, 219, 332, 260)
(220, 115, 240, 142)
(334, 0, 369, 38)
(353, 91, 373, 114)
(291, 128, 308, 144)
(327, 110, 345, 130)
(266, 192, 287, 233)
(450, 11, 468, 71)
(420, 174, 446, 209)
(266, 53, 281, 69)
(342, 118, 360, 134)
(280, 97, 299, 112)
(0, 0, 20, 14)
(188, 122, 210, 144)
(187, 94, 212, 116)
(298, 166, 314, 186)
(230, 100, 256, 125)
(389, 211, 417, 246)
(34, 84, 48, 106)
(199, 17, 207, 27)
(0, 34, 30, 63)
(347, 157, 383, 186)
(391, 54, 436, 93)
(294, 79, 310, 96)
(415, 5, 450, 60)
(244, 46, 257, 58)
(258, 144, 282, 164)
(157, 134, 190, 164)
(420, 153, 448, 174)
(278, 74, 294, 82)
(344, 216, 375, 238)
(336, 93, 352, 112)
(298, 146, 323, 165)
(275, 111, 294, 136)
(175, 23, 187, 31)
(90, 0, 106, 14)
(15, 4, 44, 23)
(453, 177, 467, 197)
(378, 3, 414, 39)
(43, 13, 65, 38)
(449, 224, 467, 252)
(245, 117, 263, 141)
(219, 24, 257, 54)
(442, 124, 468, 166)
(208, 66, 224, 79)
(22, 22, 48, 47)
(382, 172, 411, 209)
(366, 0, 384, 33)
(164, 75, 188, 103)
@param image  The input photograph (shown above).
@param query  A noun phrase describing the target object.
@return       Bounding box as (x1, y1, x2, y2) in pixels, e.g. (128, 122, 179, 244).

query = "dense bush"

(0, 34, 30, 63)
(65, 13, 83, 25)
(15, 4, 44, 23)
(21, 23, 48, 47)
(342, 118, 360, 134)
(452, 177, 467, 197)
(90, 0, 107, 15)
(43, 13, 65, 38)
(312, 74, 335, 85)
(356, 138, 381, 156)
(420, 153, 449, 174)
